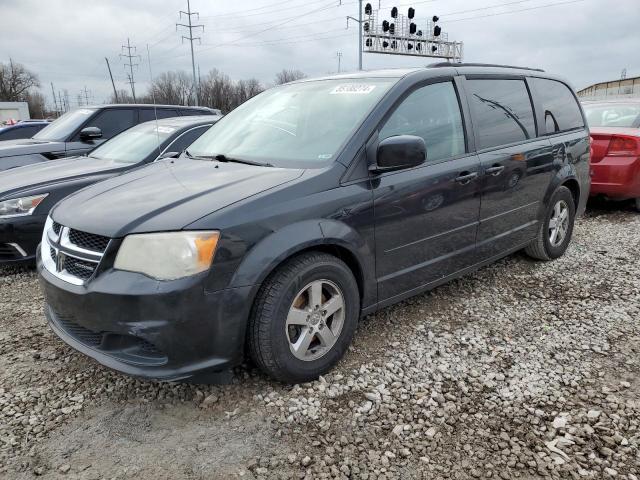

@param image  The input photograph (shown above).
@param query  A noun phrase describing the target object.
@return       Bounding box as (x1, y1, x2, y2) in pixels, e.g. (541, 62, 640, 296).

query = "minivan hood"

(0, 156, 129, 199)
(51, 159, 304, 237)
(0, 139, 63, 158)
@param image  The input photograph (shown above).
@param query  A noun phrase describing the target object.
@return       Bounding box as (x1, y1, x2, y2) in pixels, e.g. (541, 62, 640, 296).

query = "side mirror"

(157, 151, 180, 160)
(371, 135, 426, 173)
(79, 127, 102, 141)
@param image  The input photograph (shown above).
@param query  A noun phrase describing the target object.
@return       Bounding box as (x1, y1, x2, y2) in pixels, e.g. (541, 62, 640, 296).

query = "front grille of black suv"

(68, 229, 111, 253)
(44, 220, 112, 284)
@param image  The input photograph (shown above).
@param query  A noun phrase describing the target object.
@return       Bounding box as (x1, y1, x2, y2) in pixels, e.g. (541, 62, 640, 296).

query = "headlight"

(114, 231, 220, 280)
(0, 194, 49, 218)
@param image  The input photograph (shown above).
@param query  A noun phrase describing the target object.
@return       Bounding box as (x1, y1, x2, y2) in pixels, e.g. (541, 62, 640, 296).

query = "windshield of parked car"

(187, 78, 396, 167)
(583, 103, 640, 128)
(32, 108, 97, 141)
(88, 121, 179, 163)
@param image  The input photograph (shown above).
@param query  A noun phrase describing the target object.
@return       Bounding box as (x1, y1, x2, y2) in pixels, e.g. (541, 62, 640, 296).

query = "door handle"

(454, 171, 478, 184)
(485, 165, 505, 176)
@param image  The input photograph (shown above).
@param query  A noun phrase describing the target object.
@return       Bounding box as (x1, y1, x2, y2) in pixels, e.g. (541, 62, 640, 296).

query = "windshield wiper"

(184, 150, 273, 167)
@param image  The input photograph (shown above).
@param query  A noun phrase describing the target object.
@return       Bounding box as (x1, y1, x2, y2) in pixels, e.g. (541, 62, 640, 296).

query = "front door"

(373, 80, 481, 303)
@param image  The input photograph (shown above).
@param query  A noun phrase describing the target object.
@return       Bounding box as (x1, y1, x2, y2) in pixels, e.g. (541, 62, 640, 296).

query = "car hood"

(0, 156, 130, 199)
(0, 138, 65, 157)
(51, 159, 304, 237)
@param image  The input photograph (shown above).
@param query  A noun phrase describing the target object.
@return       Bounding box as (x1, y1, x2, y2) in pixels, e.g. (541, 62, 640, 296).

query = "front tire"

(248, 252, 360, 383)
(525, 186, 576, 261)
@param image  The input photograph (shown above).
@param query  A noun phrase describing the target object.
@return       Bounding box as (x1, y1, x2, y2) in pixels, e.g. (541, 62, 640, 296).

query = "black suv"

(38, 64, 590, 384)
(0, 104, 220, 171)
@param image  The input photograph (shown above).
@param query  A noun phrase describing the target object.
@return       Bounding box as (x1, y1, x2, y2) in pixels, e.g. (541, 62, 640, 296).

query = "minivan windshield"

(89, 122, 178, 163)
(583, 103, 640, 128)
(33, 108, 97, 141)
(187, 78, 396, 167)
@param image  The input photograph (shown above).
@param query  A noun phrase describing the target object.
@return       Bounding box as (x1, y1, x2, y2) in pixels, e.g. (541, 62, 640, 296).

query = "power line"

(199, 0, 334, 20)
(176, 0, 204, 106)
(120, 38, 141, 101)
(442, 0, 588, 23)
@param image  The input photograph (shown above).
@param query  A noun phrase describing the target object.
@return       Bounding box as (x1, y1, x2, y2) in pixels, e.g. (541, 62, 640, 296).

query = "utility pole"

(177, 0, 204, 106)
(57, 91, 64, 113)
(82, 86, 91, 105)
(346, 0, 364, 70)
(105, 57, 119, 103)
(120, 38, 140, 102)
(336, 51, 343, 73)
(50, 82, 59, 116)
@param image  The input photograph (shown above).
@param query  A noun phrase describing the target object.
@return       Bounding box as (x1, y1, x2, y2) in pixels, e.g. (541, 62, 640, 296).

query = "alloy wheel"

(549, 200, 569, 247)
(285, 279, 345, 362)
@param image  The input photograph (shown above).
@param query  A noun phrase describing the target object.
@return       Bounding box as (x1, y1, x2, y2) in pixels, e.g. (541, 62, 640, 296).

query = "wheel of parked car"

(248, 252, 360, 383)
(525, 186, 576, 261)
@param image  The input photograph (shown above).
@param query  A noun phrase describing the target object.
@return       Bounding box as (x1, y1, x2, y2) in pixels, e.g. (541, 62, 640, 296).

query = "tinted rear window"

(530, 78, 584, 134)
(467, 79, 536, 150)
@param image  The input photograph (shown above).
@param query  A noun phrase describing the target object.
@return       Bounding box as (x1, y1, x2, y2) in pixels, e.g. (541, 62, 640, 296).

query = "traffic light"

(366, 38, 373, 47)
(416, 43, 422, 51)
(389, 22, 395, 35)
(391, 40, 397, 49)
(382, 41, 389, 48)
(431, 45, 438, 52)
(364, 3, 372, 15)
(409, 23, 417, 34)
(391, 7, 398, 18)
(407, 43, 413, 50)
(432, 15, 439, 22)
(363, 21, 370, 32)
(382, 20, 390, 32)
(417, 29, 423, 36)
(434, 25, 441, 37)
(408, 7, 415, 19)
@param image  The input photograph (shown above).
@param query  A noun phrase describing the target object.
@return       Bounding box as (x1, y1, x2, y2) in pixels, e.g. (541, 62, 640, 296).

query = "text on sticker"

(330, 84, 377, 95)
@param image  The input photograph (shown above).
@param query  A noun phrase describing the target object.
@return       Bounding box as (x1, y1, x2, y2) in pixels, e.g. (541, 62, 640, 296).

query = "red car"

(583, 100, 640, 210)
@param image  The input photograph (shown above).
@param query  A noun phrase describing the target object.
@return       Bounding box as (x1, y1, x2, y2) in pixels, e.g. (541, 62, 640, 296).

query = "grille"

(64, 256, 96, 279)
(52, 221, 62, 235)
(0, 243, 21, 260)
(55, 311, 103, 347)
(49, 247, 57, 262)
(52, 309, 165, 362)
(68, 229, 110, 253)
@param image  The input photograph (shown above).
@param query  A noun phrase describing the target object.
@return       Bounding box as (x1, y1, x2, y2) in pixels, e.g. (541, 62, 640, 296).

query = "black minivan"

(38, 64, 590, 383)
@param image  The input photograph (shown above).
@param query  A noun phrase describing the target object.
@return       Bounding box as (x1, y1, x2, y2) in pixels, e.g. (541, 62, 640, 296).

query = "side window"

(0, 126, 39, 140)
(466, 79, 536, 150)
(379, 81, 465, 163)
(180, 109, 209, 116)
(139, 109, 179, 122)
(529, 78, 584, 134)
(88, 109, 136, 139)
(164, 126, 210, 153)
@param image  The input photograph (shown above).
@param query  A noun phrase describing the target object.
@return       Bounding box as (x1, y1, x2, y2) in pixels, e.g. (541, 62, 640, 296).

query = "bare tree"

(24, 91, 47, 118)
(0, 59, 40, 101)
(148, 71, 195, 106)
(273, 69, 306, 85)
(108, 89, 136, 104)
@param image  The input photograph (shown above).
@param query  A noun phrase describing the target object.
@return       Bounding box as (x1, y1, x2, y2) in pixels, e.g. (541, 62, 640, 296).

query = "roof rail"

(429, 62, 545, 73)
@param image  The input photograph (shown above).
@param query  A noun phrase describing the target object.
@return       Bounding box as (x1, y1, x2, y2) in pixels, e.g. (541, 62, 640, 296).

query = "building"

(577, 75, 640, 100)
(0, 101, 30, 123)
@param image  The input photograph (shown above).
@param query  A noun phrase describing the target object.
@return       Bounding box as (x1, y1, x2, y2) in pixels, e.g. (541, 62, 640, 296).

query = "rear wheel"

(248, 252, 360, 383)
(525, 186, 576, 261)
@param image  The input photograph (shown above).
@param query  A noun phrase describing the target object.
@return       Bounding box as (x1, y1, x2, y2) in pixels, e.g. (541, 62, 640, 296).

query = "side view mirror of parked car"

(79, 127, 103, 141)
(157, 151, 181, 160)
(371, 134, 427, 173)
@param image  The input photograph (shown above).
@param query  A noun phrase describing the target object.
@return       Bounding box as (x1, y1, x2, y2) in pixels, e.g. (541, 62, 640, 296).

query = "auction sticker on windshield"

(330, 84, 377, 95)
(155, 126, 175, 134)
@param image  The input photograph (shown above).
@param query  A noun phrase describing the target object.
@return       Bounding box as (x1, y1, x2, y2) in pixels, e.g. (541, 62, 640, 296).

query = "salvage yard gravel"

(1, 204, 638, 479)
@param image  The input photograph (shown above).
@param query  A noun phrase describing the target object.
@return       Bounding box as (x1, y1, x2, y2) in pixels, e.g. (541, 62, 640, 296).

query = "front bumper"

(590, 156, 640, 199)
(37, 246, 254, 381)
(0, 214, 46, 264)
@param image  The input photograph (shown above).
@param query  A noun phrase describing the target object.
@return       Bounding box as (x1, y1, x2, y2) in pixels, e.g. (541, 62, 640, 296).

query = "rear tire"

(525, 186, 576, 261)
(248, 252, 360, 384)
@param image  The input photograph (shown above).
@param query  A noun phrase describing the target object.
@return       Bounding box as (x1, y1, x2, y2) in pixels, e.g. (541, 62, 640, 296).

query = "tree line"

(0, 59, 306, 119)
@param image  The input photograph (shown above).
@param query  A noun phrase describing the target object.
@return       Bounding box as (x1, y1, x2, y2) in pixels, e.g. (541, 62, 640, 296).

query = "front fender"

(228, 219, 376, 310)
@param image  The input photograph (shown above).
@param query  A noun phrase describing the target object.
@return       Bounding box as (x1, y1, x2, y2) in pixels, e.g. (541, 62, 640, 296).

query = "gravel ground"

(1, 201, 639, 480)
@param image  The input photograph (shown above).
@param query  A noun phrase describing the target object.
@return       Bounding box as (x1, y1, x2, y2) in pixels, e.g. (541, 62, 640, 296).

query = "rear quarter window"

(530, 78, 584, 134)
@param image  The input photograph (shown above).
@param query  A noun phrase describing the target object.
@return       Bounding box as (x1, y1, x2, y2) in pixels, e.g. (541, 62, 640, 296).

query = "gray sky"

(1, 0, 638, 108)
